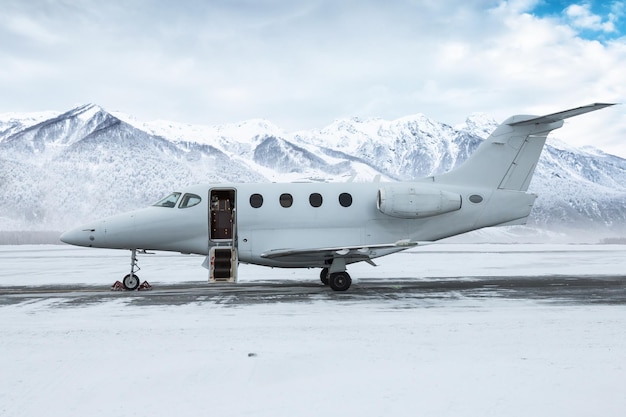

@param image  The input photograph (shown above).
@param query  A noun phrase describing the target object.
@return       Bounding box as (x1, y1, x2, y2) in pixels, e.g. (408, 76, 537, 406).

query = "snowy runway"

(1, 244, 626, 416)
(2, 275, 626, 308)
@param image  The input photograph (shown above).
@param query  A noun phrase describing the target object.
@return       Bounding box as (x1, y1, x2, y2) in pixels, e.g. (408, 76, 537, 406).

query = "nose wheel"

(123, 273, 140, 290)
(122, 249, 141, 290)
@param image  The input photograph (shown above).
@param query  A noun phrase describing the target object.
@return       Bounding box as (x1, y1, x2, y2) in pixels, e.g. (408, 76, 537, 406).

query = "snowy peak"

(0, 103, 121, 157)
(252, 135, 345, 175)
(0, 109, 61, 141)
(0, 103, 187, 164)
(131, 117, 285, 148)
(0, 103, 625, 236)
(456, 113, 499, 139)
(61, 103, 106, 120)
(295, 113, 465, 180)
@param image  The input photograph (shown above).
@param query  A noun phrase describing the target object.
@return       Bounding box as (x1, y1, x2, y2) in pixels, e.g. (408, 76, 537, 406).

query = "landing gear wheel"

(329, 272, 352, 291)
(320, 268, 330, 286)
(123, 273, 140, 290)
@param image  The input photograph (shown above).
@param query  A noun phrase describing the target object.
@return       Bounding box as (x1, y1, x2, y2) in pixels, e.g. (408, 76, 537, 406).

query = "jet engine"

(377, 185, 462, 219)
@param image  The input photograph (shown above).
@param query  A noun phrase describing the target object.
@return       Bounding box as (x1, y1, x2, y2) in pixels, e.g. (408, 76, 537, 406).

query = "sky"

(1, 0, 625, 157)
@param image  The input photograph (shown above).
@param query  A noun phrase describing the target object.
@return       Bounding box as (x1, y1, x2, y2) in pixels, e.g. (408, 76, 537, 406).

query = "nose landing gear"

(111, 249, 151, 291)
(122, 249, 141, 290)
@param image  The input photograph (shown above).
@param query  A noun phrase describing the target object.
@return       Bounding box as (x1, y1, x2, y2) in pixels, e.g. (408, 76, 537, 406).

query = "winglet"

(508, 103, 616, 126)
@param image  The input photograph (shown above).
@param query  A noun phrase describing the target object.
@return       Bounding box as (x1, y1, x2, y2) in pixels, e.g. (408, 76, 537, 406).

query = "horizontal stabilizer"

(508, 103, 615, 126)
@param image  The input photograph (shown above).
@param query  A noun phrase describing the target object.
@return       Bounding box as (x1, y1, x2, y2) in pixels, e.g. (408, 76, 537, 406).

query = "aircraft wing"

(260, 240, 430, 264)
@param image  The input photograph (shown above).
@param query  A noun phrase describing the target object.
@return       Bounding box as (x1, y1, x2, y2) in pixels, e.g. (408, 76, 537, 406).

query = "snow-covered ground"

(1, 244, 626, 417)
(2, 243, 626, 286)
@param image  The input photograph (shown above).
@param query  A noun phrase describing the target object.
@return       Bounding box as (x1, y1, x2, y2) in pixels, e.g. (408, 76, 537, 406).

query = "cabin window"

(339, 192, 353, 207)
(153, 192, 181, 208)
(179, 193, 201, 208)
(309, 193, 323, 207)
(250, 193, 263, 208)
(280, 193, 293, 208)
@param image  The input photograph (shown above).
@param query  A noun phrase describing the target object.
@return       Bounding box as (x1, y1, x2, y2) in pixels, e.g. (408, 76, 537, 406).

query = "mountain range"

(1, 103, 625, 240)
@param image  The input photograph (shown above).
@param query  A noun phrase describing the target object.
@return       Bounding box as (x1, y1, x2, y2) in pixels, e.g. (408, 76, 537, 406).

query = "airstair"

(208, 188, 238, 283)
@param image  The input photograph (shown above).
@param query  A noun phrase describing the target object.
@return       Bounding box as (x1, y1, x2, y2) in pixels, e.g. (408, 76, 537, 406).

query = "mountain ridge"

(1, 103, 625, 240)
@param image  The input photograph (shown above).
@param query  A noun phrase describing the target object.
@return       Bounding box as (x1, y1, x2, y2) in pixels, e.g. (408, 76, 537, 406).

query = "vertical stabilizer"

(436, 103, 615, 191)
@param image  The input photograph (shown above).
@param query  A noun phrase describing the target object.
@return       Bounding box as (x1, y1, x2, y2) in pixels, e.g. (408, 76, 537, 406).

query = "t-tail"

(437, 103, 615, 191)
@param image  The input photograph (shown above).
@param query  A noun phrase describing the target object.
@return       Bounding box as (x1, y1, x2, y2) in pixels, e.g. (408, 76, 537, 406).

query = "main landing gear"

(320, 267, 352, 291)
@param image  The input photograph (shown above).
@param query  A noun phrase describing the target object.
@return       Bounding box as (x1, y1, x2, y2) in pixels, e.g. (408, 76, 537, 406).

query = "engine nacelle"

(377, 185, 462, 219)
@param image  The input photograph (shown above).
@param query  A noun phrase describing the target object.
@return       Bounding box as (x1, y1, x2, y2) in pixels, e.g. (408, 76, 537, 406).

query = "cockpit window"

(179, 193, 202, 208)
(153, 192, 181, 208)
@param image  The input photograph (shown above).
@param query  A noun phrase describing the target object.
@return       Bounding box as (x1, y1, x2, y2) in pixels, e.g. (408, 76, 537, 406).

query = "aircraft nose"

(60, 226, 98, 247)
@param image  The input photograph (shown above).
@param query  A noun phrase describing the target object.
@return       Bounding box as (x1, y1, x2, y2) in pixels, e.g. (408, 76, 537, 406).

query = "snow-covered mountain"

(1, 103, 625, 238)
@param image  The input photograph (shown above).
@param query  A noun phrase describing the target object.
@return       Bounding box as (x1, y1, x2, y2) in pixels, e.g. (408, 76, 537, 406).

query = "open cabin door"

(208, 188, 238, 283)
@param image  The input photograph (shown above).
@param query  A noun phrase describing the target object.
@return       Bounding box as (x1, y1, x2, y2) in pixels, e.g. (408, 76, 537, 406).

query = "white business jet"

(60, 103, 614, 291)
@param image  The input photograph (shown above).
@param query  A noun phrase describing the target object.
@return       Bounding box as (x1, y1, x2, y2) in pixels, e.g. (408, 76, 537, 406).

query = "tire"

(320, 268, 330, 285)
(329, 272, 352, 291)
(123, 273, 140, 290)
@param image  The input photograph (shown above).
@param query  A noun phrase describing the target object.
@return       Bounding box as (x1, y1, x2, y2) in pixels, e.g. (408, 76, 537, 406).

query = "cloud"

(565, 3, 616, 32)
(0, 0, 625, 157)
(3, 14, 64, 45)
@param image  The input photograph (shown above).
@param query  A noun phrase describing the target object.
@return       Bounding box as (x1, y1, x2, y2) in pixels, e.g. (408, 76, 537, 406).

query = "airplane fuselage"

(62, 180, 534, 268)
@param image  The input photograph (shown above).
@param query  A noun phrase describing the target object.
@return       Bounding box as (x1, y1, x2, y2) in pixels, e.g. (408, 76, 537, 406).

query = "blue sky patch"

(532, 0, 624, 40)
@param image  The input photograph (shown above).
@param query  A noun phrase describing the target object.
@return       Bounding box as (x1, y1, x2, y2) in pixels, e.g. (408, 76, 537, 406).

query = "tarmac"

(2, 275, 625, 307)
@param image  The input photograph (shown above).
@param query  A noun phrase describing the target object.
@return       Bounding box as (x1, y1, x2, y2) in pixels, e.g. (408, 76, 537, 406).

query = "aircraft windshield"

(153, 192, 181, 208)
(179, 193, 201, 208)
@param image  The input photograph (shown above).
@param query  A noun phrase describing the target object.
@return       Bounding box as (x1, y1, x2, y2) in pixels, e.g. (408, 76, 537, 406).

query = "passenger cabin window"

(250, 193, 263, 208)
(339, 192, 353, 207)
(153, 192, 181, 208)
(280, 193, 293, 208)
(179, 193, 201, 208)
(309, 193, 323, 207)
